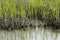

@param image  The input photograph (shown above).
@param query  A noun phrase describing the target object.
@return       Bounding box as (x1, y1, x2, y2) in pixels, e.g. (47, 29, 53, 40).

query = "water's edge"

(0, 28, 60, 40)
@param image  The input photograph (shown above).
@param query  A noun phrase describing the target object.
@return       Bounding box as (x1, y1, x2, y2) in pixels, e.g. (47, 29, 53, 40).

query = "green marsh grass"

(0, 0, 60, 30)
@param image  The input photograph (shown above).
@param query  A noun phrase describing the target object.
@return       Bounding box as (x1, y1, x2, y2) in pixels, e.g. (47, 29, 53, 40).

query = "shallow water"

(0, 27, 60, 40)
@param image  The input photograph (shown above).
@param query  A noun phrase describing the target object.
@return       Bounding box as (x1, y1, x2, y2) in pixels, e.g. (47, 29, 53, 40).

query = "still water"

(0, 27, 60, 40)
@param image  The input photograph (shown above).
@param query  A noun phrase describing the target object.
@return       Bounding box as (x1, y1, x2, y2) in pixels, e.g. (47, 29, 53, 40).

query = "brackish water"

(0, 27, 60, 40)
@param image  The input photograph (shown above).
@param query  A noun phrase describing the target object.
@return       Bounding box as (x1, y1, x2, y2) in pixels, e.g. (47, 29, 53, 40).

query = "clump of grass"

(0, 0, 60, 30)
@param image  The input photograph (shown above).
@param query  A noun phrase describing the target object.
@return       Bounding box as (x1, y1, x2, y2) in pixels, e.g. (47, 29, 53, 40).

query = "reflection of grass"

(0, 0, 60, 30)
(0, 28, 59, 40)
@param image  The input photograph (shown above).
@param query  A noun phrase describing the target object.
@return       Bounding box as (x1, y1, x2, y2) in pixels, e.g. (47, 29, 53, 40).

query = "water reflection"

(0, 28, 60, 40)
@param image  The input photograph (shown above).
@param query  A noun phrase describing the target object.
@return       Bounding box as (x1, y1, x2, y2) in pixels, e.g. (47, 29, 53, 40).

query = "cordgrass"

(0, 0, 60, 30)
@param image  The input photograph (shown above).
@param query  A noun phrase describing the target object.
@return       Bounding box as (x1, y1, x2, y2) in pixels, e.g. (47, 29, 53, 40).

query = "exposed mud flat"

(0, 27, 60, 40)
